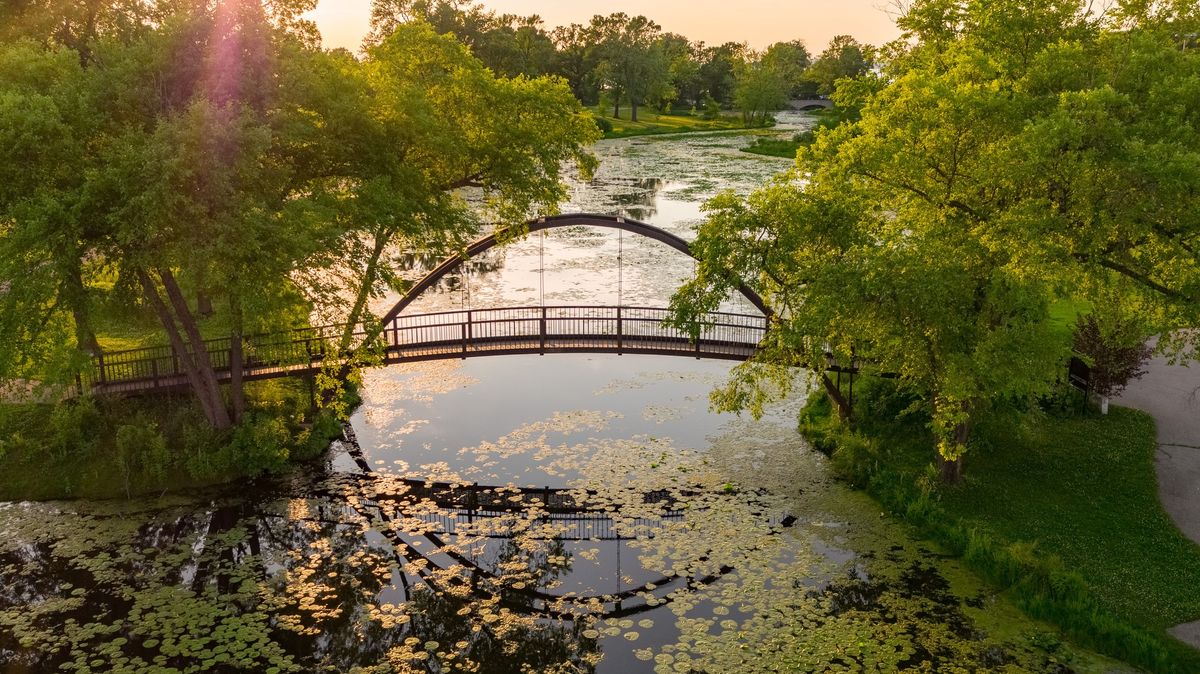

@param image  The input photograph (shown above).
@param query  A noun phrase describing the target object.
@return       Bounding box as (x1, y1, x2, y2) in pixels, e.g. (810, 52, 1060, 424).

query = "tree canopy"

(670, 0, 1200, 479)
(0, 0, 597, 428)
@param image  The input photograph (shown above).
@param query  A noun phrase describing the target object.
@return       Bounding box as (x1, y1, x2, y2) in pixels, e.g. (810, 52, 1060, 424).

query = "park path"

(1115, 339, 1200, 647)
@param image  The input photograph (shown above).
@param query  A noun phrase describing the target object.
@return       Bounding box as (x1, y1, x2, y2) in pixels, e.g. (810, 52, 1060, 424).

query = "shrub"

(224, 413, 291, 478)
(48, 398, 101, 457)
(115, 416, 170, 492)
(1072, 314, 1153, 397)
(594, 116, 613, 134)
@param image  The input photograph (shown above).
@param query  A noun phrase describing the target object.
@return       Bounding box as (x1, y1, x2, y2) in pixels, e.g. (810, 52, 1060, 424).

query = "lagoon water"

(0, 116, 1128, 673)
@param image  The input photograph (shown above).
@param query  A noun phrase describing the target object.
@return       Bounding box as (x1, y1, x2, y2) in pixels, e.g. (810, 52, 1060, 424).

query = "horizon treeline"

(367, 0, 874, 121)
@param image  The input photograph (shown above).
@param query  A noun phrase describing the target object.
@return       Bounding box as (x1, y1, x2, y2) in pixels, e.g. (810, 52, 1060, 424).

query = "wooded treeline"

(369, 0, 874, 122)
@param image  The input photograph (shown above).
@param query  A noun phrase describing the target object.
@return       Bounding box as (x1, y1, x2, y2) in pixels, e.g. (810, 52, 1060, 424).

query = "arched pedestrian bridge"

(87, 214, 771, 395)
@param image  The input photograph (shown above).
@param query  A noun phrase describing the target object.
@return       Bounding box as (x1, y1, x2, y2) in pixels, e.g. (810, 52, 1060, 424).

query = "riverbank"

(739, 108, 848, 158)
(742, 133, 808, 158)
(800, 381, 1200, 673)
(0, 379, 354, 501)
(597, 111, 747, 139)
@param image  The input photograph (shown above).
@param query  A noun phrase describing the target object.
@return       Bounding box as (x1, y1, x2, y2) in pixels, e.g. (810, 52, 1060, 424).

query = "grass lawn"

(599, 111, 745, 139)
(89, 283, 312, 353)
(742, 135, 806, 159)
(952, 407, 1200, 631)
(1049, 297, 1092, 341)
(803, 381, 1200, 672)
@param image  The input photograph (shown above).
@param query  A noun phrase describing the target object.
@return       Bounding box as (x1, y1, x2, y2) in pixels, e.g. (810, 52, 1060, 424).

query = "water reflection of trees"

(607, 177, 665, 222)
(0, 485, 608, 673)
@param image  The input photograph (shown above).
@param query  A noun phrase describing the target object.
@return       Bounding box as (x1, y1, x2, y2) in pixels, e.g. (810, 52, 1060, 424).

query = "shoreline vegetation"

(0, 380, 358, 502)
(800, 380, 1200, 674)
(596, 109, 760, 139)
(740, 107, 846, 158)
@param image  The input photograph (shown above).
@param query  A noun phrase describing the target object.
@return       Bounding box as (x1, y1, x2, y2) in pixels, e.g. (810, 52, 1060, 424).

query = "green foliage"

(761, 40, 813, 97)
(802, 35, 873, 96)
(225, 414, 291, 477)
(593, 115, 613, 134)
(673, 1, 1200, 467)
(802, 384, 1200, 673)
(115, 415, 169, 493)
(734, 58, 789, 126)
(0, 379, 354, 501)
(588, 13, 670, 122)
(48, 398, 101, 457)
(742, 135, 807, 159)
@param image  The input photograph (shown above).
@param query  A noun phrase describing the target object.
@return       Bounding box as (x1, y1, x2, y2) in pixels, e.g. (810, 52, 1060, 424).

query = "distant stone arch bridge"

(87, 214, 771, 395)
(789, 98, 834, 111)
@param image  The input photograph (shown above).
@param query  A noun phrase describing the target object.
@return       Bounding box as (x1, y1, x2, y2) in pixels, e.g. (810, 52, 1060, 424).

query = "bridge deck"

(87, 306, 767, 395)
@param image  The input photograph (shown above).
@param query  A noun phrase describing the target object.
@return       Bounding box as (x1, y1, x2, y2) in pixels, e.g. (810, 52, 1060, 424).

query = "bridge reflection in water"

(296, 424, 800, 623)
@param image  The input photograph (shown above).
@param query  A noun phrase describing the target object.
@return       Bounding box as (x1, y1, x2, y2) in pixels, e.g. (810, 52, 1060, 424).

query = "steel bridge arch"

(379, 213, 770, 325)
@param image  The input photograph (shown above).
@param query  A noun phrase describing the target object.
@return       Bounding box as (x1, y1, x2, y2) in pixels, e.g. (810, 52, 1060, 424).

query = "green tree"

(0, 2, 597, 430)
(734, 55, 789, 125)
(761, 40, 812, 98)
(672, 0, 1200, 481)
(0, 42, 100, 381)
(696, 41, 746, 106)
(658, 32, 699, 111)
(550, 22, 602, 104)
(803, 35, 872, 96)
(590, 13, 669, 121)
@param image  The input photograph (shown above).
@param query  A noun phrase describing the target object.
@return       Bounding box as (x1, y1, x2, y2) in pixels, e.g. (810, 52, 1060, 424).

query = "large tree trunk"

(340, 234, 389, 353)
(630, 100, 639, 122)
(613, 99, 620, 119)
(158, 269, 231, 429)
(938, 453, 964, 484)
(138, 271, 229, 429)
(821, 372, 852, 420)
(63, 261, 100, 355)
(937, 421, 971, 484)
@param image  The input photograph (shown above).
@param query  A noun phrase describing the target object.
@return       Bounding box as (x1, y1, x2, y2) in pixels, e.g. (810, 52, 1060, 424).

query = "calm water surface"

(0, 119, 1129, 673)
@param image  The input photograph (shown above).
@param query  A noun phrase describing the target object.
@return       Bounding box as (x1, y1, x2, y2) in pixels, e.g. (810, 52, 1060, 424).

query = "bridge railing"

(86, 306, 767, 392)
(382, 306, 765, 352)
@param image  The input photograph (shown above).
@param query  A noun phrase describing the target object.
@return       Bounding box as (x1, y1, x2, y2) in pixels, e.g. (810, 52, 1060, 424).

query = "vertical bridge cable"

(459, 264, 466, 310)
(617, 217, 625, 308)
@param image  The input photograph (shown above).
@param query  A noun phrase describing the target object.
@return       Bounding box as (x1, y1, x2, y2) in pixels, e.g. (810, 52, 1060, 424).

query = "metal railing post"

(617, 306, 623, 353)
(96, 352, 106, 386)
(461, 321, 468, 359)
(540, 306, 547, 354)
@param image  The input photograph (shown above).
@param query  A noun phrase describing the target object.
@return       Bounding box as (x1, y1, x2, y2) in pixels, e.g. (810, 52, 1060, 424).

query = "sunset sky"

(305, 0, 905, 53)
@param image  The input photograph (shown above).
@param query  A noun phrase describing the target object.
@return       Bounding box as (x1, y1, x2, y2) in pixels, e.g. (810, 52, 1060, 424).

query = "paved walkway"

(1114, 339, 1200, 646)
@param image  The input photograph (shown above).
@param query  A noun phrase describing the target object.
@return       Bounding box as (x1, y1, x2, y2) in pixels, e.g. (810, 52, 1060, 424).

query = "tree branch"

(1074, 252, 1191, 301)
